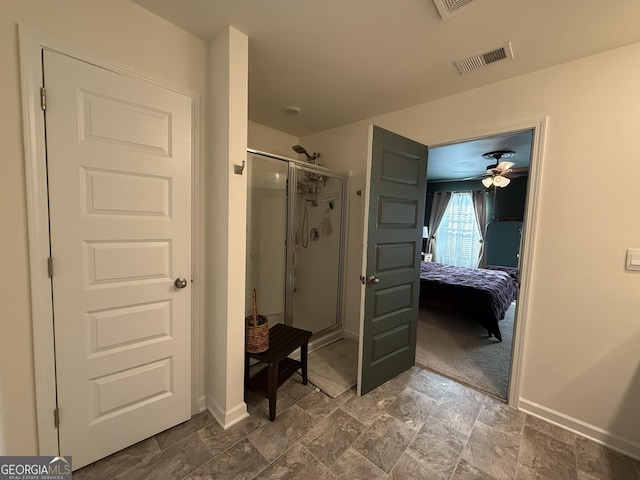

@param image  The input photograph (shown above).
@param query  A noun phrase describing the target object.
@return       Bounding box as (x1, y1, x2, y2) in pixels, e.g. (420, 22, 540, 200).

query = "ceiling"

(132, 0, 640, 138)
(427, 129, 533, 182)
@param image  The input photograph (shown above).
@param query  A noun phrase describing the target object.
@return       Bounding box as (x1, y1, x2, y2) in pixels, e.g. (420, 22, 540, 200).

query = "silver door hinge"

(47, 257, 53, 278)
(40, 87, 46, 111)
(54, 408, 59, 428)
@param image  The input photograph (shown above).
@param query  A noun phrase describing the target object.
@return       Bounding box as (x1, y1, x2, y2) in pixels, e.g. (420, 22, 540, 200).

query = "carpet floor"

(415, 302, 516, 399)
(306, 338, 358, 398)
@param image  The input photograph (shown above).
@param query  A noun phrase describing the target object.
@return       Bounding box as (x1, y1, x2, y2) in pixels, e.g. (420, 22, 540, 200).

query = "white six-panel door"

(44, 51, 192, 469)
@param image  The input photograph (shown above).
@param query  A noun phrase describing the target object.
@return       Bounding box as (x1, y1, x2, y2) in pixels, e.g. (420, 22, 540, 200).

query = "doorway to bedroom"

(416, 128, 533, 401)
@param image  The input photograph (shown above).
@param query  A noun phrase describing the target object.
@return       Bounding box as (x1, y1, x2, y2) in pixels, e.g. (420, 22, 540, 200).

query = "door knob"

(367, 275, 380, 285)
(174, 277, 188, 289)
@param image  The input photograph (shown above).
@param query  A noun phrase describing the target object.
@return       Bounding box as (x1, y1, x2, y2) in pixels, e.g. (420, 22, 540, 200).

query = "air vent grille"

(433, 0, 475, 19)
(482, 48, 507, 64)
(455, 42, 514, 74)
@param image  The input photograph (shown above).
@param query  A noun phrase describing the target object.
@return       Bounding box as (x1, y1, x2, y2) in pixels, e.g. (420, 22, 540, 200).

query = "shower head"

(292, 144, 309, 156)
(292, 144, 320, 162)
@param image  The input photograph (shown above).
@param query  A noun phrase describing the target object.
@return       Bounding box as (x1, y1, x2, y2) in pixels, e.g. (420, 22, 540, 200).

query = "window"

(434, 192, 481, 268)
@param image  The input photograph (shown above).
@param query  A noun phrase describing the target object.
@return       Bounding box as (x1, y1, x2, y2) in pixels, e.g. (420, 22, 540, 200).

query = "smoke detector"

(284, 105, 302, 115)
(432, 0, 475, 19)
(455, 42, 514, 74)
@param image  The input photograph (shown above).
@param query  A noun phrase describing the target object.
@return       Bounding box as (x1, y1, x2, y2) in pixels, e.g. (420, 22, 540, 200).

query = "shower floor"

(305, 337, 358, 398)
(292, 307, 337, 335)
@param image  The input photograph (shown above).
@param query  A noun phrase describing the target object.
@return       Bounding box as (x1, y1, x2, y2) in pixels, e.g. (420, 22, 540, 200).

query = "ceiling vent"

(432, 0, 475, 19)
(454, 42, 514, 74)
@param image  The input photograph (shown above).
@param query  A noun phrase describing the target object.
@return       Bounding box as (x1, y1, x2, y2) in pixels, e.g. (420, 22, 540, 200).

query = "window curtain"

(472, 190, 487, 267)
(434, 192, 482, 268)
(427, 191, 451, 256)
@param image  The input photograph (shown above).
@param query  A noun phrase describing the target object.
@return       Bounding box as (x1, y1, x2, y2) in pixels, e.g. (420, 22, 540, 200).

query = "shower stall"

(245, 149, 347, 344)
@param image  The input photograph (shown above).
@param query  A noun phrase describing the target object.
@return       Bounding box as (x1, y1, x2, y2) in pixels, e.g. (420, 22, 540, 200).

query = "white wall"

(205, 26, 249, 427)
(301, 42, 640, 456)
(248, 121, 298, 157)
(0, 0, 207, 455)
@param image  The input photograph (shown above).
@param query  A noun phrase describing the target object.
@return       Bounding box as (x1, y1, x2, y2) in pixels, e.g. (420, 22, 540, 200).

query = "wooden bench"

(244, 323, 312, 421)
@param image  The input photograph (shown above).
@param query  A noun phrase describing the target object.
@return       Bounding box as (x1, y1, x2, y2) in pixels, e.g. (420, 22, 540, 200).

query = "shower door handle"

(366, 275, 380, 285)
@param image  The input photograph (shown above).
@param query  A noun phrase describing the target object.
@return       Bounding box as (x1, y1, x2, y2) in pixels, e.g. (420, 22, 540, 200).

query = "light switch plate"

(626, 248, 640, 271)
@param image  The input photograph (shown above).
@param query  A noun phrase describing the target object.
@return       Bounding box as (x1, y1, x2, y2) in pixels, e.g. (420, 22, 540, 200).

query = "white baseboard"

(343, 329, 359, 342)
(193, 395, 206, 414)
(519, 398, 640, 461)
(205, 395, 249, 430)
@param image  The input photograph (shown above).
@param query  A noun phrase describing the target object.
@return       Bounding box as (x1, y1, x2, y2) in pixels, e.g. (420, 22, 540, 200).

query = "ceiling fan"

(480, 150, 527, 188)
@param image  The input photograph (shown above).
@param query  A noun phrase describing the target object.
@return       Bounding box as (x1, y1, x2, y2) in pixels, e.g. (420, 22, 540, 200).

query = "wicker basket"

(246, 314, 269, 353)
(246, 289, 269, 353)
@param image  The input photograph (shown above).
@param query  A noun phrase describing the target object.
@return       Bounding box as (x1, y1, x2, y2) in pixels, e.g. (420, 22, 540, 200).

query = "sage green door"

(358, 126, 428, 396)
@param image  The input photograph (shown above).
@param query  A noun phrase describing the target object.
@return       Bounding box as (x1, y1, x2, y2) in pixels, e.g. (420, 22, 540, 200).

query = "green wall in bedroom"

(487, 176, 529, 222)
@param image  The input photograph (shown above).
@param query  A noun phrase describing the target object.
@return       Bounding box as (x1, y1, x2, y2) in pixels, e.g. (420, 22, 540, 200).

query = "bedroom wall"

(489, 176, 528, 221)
(0, 0, 207, 455)
(301, 41, 640, 456)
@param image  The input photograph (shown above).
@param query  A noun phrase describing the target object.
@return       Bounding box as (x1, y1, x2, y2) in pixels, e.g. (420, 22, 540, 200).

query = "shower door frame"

(286, 162, 348, 338)
(247, 149, 348, 342)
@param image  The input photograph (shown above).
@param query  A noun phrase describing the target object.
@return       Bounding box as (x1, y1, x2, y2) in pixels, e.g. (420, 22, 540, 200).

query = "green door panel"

(359, 126, 428, 395)
(376, 243, 416, 274)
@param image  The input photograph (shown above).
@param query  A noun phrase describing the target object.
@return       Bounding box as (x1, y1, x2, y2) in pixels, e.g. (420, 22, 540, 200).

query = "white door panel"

(44, 51, 192, 469)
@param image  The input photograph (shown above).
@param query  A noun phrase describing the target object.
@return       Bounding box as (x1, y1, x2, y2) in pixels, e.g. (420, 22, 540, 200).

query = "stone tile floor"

(74, 366, 640, 480)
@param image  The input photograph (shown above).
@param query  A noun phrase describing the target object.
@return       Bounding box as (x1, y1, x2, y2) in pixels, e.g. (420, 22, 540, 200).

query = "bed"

(419, 261, 518, 341)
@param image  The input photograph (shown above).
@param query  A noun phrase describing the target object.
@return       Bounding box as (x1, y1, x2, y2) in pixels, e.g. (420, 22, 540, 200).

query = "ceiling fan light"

(482, 177, 493, 188)
(494, 176, 510, 187)
(497, 161, 515, 171)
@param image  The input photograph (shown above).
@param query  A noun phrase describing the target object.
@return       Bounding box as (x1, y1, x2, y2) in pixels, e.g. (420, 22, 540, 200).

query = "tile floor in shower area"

(74, 366, 640, 480)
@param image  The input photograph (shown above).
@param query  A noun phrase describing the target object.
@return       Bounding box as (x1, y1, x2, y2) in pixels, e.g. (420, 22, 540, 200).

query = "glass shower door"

(245, 154, 288, 326)
(287, 165, 346, 335)
(246, 152, 346, 337)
